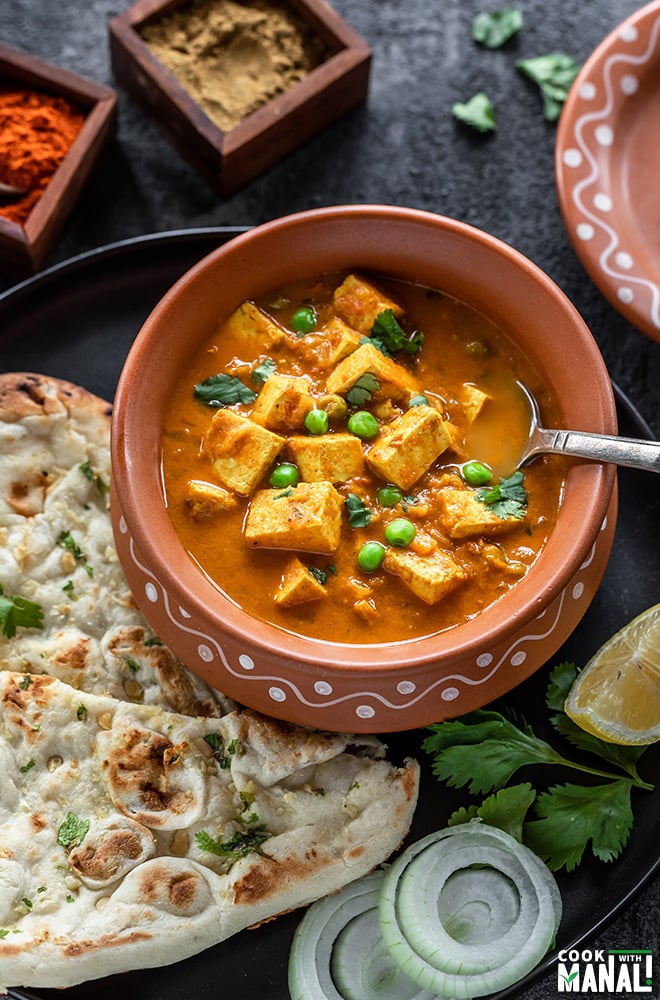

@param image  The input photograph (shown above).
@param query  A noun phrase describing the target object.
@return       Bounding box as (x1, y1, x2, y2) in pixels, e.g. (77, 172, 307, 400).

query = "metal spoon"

(517, 381, 660, 473)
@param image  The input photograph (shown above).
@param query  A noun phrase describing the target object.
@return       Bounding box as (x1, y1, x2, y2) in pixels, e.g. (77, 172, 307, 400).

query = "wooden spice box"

(109, 0, 372, 196)
(0, 44, 117, 276)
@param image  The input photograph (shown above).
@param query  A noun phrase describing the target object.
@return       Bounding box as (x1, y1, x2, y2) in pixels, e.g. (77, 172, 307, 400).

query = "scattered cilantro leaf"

(477, 470, 527, 519)
(448, 783, 536, 843)
(545, 659, 577, 710)
(361, 334, 391, 358)
(76, 704, 88, 722)
(346, 372, 380, 408)
(516, 53, 581, 122)
(122, 655, 141, 673)
(79, 461, 109, 497)
(274, 486, 295, 499)
(57, 812, 90, 850)
(309, 567, 328, 585)
(0, 929, 9, 939)
(525, 780, 634, 872)
(204, 733, 238, 769)
(371, 309, 424, 356)
(194, 373, 257, 408)
(345, 493, 372, 529)
(471, 8, 523, 48)
(19, 675, 31, 690)
(20, 759, 36, 774)
(252, 358, 277, 384)
(194, 826, 270, 868)
(22, 898, 32, 910)
(452, 92, 496, 133)
(144, 636, 163, 647)
(62, 580, 78, 601)
(0, 587, 44, 639)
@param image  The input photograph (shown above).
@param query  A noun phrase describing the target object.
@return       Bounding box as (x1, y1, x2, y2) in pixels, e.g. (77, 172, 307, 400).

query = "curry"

(160, 272, 566, 644)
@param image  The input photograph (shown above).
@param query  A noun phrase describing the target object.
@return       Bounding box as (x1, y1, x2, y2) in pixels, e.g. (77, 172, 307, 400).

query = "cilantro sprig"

(477, 469, 527, 519)
(423, 662, 653, 872)
(370, 309, 424, 357)
(0, 586, 43, 639)
(194, 374, 257, 408)
(194, 826, 270, 868)
(344, 493, 372, 529)
(346, 373, 380, 408)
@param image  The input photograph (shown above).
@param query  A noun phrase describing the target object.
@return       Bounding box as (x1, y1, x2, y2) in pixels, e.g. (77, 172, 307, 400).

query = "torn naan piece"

(0, 672, 419, 990)
(0, 373, 232, 716)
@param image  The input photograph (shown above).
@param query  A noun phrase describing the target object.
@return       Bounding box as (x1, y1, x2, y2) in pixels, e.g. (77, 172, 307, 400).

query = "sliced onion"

(378, 823, 562, 998)
(288, 871, 439, 1000)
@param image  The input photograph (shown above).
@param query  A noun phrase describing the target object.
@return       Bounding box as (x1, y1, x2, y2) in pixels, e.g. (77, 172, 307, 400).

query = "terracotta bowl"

(110, 205, 617, 733)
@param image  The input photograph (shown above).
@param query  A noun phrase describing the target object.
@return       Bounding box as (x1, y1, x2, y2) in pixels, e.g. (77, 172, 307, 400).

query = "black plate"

(1, 230, 658, 1000)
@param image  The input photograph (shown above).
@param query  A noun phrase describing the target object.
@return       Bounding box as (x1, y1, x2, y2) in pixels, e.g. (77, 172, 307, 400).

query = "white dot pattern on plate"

(594, 193, 612, 211)
(615, 251, 634, 270)
(618, 287, 634, 304)
(145, 582, 158, 603)
(198, 644, 213, 663)
(356, 704, 375, 719)
(314, 680, 333, 695)
(269, 686, 286, 702)
(563, 148, 582, 167)
(621, 74, 639, 95)
(441, 687, 459, 702)
(238, 654, 254, 670)
(577, 223, 595, 240)
(620, 25, 638, 42)
(595, 124, 614, 146)
(579, 81, 596, 99)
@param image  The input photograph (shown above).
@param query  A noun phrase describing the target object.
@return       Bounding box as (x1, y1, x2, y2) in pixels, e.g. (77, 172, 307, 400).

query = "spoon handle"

(528, 429, 660, 473)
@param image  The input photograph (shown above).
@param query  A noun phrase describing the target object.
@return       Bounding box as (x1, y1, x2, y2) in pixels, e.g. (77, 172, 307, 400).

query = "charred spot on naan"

(100, 727, 207, 829)
(136, 859, 214, 916)
(1, 672, 55, 729)
(68, 816, 155, 889)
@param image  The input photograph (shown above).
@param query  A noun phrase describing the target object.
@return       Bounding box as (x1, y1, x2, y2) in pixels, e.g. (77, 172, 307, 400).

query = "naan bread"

(0, 373, 232, 717)
(0, 671, 418, 989)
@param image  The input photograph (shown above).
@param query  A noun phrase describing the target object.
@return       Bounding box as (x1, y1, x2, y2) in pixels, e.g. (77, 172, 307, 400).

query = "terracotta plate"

(555, 0, 660, 343)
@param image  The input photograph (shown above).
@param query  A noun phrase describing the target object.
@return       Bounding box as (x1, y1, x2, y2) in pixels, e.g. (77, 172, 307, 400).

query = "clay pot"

(111, 205, 617, 732)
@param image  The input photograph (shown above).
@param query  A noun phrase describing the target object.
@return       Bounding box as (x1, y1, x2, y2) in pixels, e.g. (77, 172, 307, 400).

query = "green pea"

(347, 410, 379, 440)
(409, 394, 430, 407)
(269, 463, 300, 488)
(357, 541, 385, 573)
(462, 460, 493, 487)
(304, 408, 329, 435)
(385, 518, 416, 547)
(377, 485, 403, 508)
(291, 305, 317, 335)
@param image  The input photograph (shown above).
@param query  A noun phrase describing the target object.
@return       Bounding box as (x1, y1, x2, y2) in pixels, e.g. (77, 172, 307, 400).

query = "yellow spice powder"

(141, 0, 329, 132)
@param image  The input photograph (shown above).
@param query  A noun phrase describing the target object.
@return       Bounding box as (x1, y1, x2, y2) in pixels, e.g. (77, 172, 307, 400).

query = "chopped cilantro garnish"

(21, 898, 32, 910)
(344, 493, 372, 529)
(516, 53, 581, 122)
(66, 894, 74, 903)
(57, 531, 93, 577)
(477, 470, 527, 519)
(144, 636, 163, 647)
(274, 487, 295, 499)
(371, 309, 423, 356)
(453, 92, 496, 133)
(62, 580, 78, 601)
(0, 587, 44, 639)
(204, 733, 238, 769)
(19, 675, 32, 690)
(76, 704, 88, 722)
(79, 461, 109, 497)
(471, 8, 522, 48)
(20, 758, 36, 773)
(309, 567, 328, 585)
(194, 373, 257, 408)
(194, 826, 270, 868)
(57, 812, 90, 850)
(0, 929, 9, 939)
(252, 358, 277, 384)
(122, 655, 141, 673)
(346, 373, 380, 408)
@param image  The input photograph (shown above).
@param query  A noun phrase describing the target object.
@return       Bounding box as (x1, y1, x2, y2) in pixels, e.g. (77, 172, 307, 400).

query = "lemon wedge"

(565, 603, 660, 745)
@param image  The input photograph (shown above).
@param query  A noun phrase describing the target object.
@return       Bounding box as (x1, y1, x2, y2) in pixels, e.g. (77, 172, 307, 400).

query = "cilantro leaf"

(203, 733, 238, 769)
(344, 493, 372, 529)
(551, 713, 648, 781)
(194, 826, 270, 868)
(0, 587, 44, 639)
(309, 566, 328, 585)
(252, 358, 277, 384)
(471, 8, 523, 48)
(194, 374, 257, 408)
(346, 373, 380, 408)
(452, 92, 496, 133)
(545, 659, 577, 710)
(79, 460, 109, 497)
(524, 780, 634, 872)
(477, 470, 527, 519)
(422, 709, 566, 794)
(516, 53, 581, 122)
(371, 309, 424, 356)
(57, 812, 90, 850)
(448, 783, 536, 842)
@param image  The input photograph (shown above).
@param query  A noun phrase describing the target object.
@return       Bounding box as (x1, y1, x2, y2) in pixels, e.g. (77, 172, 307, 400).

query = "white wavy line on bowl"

(126, 532, 581, 714)
(568, 14, 660, 328)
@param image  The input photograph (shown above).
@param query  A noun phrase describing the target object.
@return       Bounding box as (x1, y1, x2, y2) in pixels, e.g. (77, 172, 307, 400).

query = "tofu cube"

(297, 317, 362, 371)
(366, 406, 453, 490)
(383, 547, 468, 605)
(287, 434, 365, 483)
(203, 410, 283, 495)
(333, 274, 404, 333)
(184, 480, 237, 518)
(224, 301, 285, 351)
(325, 343, 419, 402)
(460, 384, 491, 424)
(436, 487, 523, 539)
(244, 482, 343, 553)
(251, 374, 314, 431)
(274, 557, 328, 606)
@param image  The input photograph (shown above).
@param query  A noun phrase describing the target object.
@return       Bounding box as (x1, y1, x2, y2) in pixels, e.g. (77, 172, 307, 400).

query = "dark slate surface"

(1, 2, 658, 998)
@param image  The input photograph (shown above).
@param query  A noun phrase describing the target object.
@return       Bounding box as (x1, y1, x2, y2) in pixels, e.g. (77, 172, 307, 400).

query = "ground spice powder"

(0, 87, 86, 226)
(140, 0, 329, 132)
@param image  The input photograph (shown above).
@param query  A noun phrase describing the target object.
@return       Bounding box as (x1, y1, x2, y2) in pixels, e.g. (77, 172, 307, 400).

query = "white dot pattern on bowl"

(510, 651, 527, 667)
(476, 653, 493, 668)
(314, 680, 333, 695)
(356, 705, 376, 719)
(145, 582, 158, 603)
(198, 644, 214, 662)
(441, 687, 459, 702)
(238, 654, 254, 670)
(397, 681, 416, 695)
(269, 686, 286, 702)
